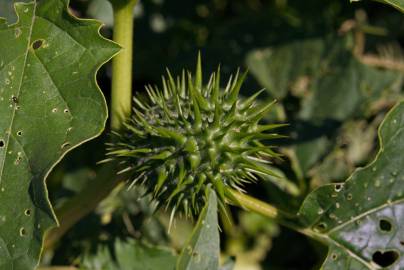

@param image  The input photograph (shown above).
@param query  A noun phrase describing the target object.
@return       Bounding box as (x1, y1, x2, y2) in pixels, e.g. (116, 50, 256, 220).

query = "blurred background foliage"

(3, 0, 404, 269)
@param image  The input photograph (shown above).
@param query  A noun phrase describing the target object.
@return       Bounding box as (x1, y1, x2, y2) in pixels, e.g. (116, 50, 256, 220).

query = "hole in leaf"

(379, 219, 392, 232)
(331, 253, 338, 260)
(372, 250, 399, 268)
(0, 140, 4, 147)
(334, 184, 343, 192)
(32, 39, 43, 50)
(24, 209, 31, 216)
(314, 222, 327, 232)
(11, 96, 18, 104)
(19, 227, 26, 237)
(193, 252, 201, 263)
(15, 156, 22, 165)
(16, 130, 22, 136)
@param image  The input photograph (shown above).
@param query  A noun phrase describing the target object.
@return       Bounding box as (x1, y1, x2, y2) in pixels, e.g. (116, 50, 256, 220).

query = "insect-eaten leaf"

(297, 101, 404, 269)
(0, 0, 119, 268)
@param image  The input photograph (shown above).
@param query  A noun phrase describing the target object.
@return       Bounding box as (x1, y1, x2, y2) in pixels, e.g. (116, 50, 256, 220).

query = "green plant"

(1, 0, 404, 269)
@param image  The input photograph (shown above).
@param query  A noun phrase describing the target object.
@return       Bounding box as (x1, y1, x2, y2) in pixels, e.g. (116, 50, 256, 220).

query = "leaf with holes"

(297, 101, 404, 269)
(0, 0, 119, 268)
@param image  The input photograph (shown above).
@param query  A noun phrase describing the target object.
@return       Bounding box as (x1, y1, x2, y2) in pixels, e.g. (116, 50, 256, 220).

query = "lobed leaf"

(0, 0, 119, 268)
(297, 101, 404, 269)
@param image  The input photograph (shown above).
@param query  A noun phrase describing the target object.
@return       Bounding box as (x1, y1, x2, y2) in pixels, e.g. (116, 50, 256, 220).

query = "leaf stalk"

(110, 0, 138, 130)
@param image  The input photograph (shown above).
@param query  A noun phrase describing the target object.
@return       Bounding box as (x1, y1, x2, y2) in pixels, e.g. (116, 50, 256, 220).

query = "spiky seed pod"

(105, 56, 295, 218)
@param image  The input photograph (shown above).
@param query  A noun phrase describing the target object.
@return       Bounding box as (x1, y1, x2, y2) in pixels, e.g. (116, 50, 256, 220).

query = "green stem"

(226, 189, 327, 244)
(44, 163, 124, 250)
(110, 0, 138, 130)
(226, 189, 283, 219)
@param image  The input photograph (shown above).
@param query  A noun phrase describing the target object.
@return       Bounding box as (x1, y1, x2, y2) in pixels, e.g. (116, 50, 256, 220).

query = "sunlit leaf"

(0, 0, 119, 268)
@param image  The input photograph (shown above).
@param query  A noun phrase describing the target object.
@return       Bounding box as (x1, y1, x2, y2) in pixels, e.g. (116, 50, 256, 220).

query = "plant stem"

(110, 0, 138, 130)
(44, 163, 124, 250)
(226, 189, 327, 244)
(227, 189, 283, 219)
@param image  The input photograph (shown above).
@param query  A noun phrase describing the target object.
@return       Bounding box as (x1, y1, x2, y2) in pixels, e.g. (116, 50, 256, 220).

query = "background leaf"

(297, 101, 404, 269)
(246, 38, 327, 100)
(0, 0, 119, 268)
(176, 190, 220, 270)
(0, 0, 18, 23)
(80, 239, 177, 270)
(247, 36, 403, 182)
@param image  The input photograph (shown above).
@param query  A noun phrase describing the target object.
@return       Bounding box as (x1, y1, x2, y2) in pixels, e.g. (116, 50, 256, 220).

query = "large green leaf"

(176, 190, 220, 270)
(0, 1, 119, 268)
(297, 101, 404, 269)
(80, 239, 177, 270)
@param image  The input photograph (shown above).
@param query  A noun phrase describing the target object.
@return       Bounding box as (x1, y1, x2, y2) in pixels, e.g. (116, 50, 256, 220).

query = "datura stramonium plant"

(105, 56, 296, 218)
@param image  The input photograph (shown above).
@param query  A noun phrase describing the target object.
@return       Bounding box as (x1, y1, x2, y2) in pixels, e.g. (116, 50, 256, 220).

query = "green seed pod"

(105, 55, 293, 218)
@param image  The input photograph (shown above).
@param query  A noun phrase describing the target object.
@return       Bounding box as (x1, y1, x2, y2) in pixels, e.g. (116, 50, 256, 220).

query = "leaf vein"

(0, 3, 37, 186)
